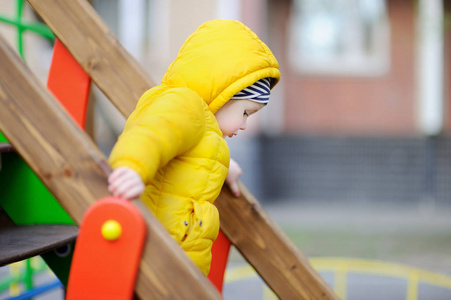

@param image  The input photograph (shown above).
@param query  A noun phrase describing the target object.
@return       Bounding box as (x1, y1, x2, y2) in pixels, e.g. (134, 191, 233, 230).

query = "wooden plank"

(0, 143, 14, 153)
(215, 183, 339, 299)
(0, 34, 220, 299)
(0, 225, 78, 266)
(27, 0, 155, 118)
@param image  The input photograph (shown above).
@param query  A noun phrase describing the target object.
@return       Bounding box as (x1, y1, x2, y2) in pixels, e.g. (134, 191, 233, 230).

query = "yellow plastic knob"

(101, 220, 122, 241)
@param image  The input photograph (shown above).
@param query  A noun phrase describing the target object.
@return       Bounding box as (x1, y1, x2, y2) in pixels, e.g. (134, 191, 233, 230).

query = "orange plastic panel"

(47, 39, 91, 129)
(208, 230, 231, 294)
(66, 197, 146, 299)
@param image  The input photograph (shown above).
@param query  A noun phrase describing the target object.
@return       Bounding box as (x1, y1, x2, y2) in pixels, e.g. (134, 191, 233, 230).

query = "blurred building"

(258, 0, 451, 207)
(1, 0, 451, 207)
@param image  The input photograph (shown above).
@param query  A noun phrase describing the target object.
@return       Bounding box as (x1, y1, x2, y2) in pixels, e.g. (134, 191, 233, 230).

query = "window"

(288, 0, 390, 76)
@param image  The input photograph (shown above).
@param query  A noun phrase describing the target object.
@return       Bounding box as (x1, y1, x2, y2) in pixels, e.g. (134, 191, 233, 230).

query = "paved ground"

(223, 200, 451, 299)
(2, 200, 451, 299)
(265, 200, 451, 273)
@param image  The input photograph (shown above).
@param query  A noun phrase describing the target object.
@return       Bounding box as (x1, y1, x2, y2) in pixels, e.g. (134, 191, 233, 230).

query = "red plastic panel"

(47, 39, 91, 129)
(66, 197, 146, 299)
(208, 230, 231, 294)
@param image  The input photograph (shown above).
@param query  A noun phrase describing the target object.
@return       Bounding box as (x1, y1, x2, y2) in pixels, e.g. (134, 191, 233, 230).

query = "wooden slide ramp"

(0, 0, 338, 298)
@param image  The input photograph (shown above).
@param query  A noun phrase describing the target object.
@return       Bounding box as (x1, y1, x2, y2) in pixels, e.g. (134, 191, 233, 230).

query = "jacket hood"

(161, 19, 281, 114)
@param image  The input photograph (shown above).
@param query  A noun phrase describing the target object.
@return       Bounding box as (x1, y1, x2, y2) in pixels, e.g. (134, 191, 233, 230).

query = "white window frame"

(288, 0, 390, 77)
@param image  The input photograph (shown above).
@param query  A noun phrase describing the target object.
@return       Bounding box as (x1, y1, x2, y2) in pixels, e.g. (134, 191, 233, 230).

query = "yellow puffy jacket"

(109, 19, 280, 275)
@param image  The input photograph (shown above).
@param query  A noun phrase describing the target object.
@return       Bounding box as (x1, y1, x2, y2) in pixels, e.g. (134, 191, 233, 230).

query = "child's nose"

(240, 121, 247, 130)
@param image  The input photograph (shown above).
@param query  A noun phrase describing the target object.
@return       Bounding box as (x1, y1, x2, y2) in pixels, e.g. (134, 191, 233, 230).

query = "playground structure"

(0, 0, 338, 299)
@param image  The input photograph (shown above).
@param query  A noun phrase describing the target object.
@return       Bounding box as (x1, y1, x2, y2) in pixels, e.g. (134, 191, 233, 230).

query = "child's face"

(214, 100, 265, 138)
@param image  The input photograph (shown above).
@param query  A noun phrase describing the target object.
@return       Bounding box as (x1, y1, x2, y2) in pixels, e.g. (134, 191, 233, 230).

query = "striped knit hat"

(231, 78, 272, 104)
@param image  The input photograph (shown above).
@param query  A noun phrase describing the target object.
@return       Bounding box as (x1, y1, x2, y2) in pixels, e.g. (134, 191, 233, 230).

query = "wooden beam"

(27, 0, 155, 118)
(215, 183, 338, 299)
(0, 34, 220, 299)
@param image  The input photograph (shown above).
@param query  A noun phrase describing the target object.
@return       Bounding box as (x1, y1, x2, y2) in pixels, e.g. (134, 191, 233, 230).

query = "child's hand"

(108, 167, 145, 200)
(225, 158, 242, 197)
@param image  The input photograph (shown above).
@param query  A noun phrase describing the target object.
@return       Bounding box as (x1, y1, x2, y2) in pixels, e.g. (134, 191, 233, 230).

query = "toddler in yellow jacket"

(108, 19, 280, 275)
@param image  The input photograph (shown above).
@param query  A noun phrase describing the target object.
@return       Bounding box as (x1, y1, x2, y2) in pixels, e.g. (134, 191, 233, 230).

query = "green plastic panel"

(0, 152, 74, 225)
(0, 131, 7, 143)
(41, 242, 75, 286)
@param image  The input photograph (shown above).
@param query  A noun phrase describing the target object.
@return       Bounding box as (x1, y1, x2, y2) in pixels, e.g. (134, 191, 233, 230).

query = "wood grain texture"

(0, 34, 220, 299)
(215, 183, 339, 299)
(0, 225, 78, 266)
(27, 0, 154, 117)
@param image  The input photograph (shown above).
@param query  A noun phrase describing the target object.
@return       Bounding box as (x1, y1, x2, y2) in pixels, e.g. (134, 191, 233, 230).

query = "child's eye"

(244, 111, 249, 116)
